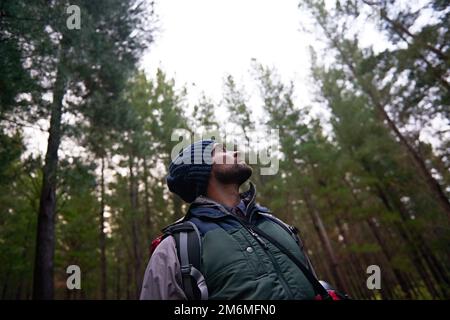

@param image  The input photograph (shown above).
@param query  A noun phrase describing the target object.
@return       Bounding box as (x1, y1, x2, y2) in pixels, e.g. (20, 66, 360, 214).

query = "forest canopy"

(0, 0, 449, 300)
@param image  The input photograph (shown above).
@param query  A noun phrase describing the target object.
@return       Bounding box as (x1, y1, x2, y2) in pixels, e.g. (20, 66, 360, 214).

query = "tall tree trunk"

(377, 181, 449, 297)
(2, 275, 9, 299)
(335, 216, 380, 299)
(116, 258, 121, 300)
(304, 234, 335, 288)
(341, 180, 398, 299)
(343, 179, 415, 298)
(15, 210, 35, 300)
(128, 155, 141, 299)
(372, 101, 450, 218)
(142, 155, 152, 236)
(324, 193, 367, 298)
(126, 265, 131, 300)
(366, 217, 414, 299)
(353, 154, 442, 298)
(355, 157, 448, 297)
(33, 45, 67, 300)
(389, 189, 450, 292)
(15, 280, 23, 300)
(302, 188, 349, 294)
(374, 185, 445, 298)
(361, 223, 398, 299)
(99, 156, 107, 299)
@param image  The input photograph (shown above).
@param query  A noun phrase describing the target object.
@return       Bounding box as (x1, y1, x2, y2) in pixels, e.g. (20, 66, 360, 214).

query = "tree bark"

(335, 216, 379, 299)
(374, 185, 445, 298)
(387, 187, 450, 297)
(142, 155, 152, 236)
(366, 217, 414, 299)
(302, 188, 349, 294)
(373, 103, 450, 219)
(32, 45, 67, 300)
(128, 155, 141, 299)
(99, 156, 107, 299)
(116, 258, 121, 300)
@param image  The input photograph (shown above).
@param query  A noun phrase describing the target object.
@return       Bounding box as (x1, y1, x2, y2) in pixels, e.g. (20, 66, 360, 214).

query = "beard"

(213, 163, 253, 186)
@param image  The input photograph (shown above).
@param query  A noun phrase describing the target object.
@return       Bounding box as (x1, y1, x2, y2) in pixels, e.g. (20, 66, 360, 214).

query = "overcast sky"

(140, 0, 320, 120)
(139, 0, 447, 148)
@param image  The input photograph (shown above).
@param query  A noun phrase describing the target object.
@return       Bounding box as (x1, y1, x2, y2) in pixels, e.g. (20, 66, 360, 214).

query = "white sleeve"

(139, 236, 187, 300)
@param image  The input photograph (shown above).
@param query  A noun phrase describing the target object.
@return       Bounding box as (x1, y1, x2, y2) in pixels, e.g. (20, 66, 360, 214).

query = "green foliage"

(0, 0, 448, 300)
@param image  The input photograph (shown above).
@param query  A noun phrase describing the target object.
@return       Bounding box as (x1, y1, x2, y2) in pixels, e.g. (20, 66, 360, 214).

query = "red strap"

(150, 235, 163, 255)
(328, 290, 341, 300)
(314, 290, 342, 300)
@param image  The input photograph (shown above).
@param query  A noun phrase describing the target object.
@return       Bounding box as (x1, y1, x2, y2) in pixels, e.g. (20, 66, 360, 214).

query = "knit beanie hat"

(166, 139, 216, 203)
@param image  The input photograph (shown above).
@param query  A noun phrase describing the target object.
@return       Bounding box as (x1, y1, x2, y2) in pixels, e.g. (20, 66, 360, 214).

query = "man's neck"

(206, 178, 241, 208)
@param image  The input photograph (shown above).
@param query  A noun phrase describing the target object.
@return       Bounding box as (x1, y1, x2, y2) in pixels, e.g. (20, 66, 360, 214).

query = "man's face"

(210, 143, 253, 185)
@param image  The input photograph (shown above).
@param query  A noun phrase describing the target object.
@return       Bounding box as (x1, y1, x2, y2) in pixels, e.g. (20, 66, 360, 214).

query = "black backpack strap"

(258, 212, 301, 245)
(164, 221, 208, 300)
(250, 224, 331, 300)
(259, 212, 318, 277)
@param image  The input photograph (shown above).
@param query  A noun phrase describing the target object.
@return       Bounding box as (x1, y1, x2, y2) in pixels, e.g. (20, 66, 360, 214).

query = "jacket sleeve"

(139, 235, 187, 300)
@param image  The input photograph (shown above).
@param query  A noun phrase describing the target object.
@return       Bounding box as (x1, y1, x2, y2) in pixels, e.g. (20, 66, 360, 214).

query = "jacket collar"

(187, 181, 270, 220)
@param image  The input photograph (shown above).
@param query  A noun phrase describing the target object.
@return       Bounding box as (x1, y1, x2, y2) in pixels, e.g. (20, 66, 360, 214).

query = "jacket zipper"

(195, 203, 295, 299)
(238, 218, 295, 299)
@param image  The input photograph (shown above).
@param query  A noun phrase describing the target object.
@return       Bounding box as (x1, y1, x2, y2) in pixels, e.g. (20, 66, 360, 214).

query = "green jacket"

(140, 183, 317, 300)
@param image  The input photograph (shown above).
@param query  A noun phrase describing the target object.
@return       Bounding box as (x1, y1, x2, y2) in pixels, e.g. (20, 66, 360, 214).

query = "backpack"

(162, 221, 208, 300)
(151, 213, 346, 300)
